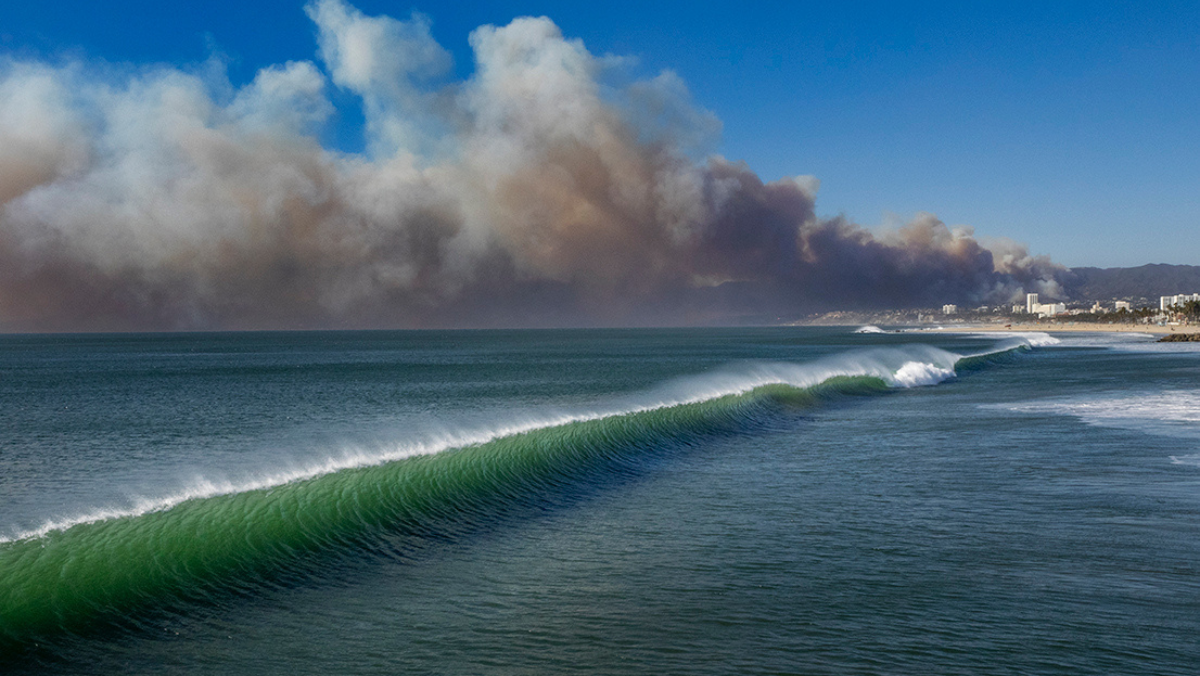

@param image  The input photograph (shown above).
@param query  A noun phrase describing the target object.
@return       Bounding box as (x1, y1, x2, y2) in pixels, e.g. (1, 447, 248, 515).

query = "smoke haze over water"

(0, 0, 1064, 331)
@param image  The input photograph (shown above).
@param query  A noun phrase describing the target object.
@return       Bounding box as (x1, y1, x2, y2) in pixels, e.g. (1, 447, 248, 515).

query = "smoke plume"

(0, 0, 1063, 331)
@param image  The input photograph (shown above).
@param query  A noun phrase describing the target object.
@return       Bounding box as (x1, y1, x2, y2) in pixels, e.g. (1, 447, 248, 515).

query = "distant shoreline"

(942, 322, 1200, 335)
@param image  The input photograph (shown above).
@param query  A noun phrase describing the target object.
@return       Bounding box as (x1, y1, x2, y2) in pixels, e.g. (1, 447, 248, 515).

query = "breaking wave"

(0, 340, 1034, 652)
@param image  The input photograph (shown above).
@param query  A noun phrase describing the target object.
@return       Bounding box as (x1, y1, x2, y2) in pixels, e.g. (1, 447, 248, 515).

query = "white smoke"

(0, 0, 1063, 331)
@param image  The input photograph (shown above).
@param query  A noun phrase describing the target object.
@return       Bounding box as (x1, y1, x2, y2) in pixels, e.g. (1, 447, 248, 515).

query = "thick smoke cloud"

(0, 0, 1063, 331)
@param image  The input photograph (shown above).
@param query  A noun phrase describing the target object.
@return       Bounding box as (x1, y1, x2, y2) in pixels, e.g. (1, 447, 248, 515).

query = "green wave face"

(0, 375, 891, 653)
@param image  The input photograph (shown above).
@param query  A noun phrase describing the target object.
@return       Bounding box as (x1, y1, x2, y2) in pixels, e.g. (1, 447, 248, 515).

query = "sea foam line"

(0, 344, 996, 544)
(953, 331, 1061, 347)
(1000, 390, 1200, 427)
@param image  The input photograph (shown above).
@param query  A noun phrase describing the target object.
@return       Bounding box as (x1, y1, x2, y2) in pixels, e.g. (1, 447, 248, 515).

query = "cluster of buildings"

(937, 293, 1193, 319)
(1015, 293, 1066, 318)
(1161, 293, 1200, 311)
(1094, 301, 1131, 313)
(810, 291, 1200, 327)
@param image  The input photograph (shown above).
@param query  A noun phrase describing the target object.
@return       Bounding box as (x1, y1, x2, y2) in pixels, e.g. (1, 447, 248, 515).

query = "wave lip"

(854, 325, 886, 334)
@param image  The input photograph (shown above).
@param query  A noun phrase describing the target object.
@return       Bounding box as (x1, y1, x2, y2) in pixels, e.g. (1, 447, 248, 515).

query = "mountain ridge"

(1059, 263, 1200, 301)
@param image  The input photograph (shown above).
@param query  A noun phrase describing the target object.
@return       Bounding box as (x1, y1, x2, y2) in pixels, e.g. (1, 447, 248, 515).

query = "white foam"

(854, 325, 886, 334)
(995, 331, 1157, 350)
(952, 331, 1062, 347)
(1005, 391, 1200, 424)
(997, 390, 1200, 441)
(1007, 332, 1061, 347)
(1170, 454, 1200, 467)
(892, 361, 957, 387)
(957, 330, 1200, 353)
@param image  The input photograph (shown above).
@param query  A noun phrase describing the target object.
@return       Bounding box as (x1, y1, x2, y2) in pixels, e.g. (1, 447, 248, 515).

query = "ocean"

(2, 327, 1199, 674)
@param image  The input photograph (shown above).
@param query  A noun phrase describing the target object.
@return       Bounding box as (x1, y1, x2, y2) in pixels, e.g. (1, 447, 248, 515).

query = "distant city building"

(942, 304, 958, 315)
(1012, 304, 1025, 314)
(1036, 302, 1066, 317)
(1021, 291, 1064, 317)
(1160, 293, 1200, 311)
(1115, 301, 1131, 311)
(1091, 301, 1105, 314)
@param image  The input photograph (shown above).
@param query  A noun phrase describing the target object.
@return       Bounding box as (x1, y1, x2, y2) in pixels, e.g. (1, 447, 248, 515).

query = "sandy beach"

(949, 322, 1200, 335)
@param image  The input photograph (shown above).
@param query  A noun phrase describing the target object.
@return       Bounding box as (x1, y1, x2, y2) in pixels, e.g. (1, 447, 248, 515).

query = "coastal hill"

(1060, 264, 1200, 301)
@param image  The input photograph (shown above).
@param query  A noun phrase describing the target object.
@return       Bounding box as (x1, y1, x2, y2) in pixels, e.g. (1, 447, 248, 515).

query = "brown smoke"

(0, 1, 1063, 331)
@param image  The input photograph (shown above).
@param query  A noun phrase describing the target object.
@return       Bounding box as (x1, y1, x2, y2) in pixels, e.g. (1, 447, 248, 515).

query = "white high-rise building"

(1161, 293, 1200, 311)
(1026, 293, 1039, 314)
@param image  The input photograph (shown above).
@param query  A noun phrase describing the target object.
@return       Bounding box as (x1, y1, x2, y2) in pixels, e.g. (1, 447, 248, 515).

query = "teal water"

(2, 328, 1199, 674)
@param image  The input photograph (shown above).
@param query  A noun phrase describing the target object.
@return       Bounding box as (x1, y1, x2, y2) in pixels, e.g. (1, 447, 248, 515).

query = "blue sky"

(2, 0, 1197, 268)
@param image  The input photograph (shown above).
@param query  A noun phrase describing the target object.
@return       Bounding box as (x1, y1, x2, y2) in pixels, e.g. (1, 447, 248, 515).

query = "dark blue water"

(2, 328, 1199, 674)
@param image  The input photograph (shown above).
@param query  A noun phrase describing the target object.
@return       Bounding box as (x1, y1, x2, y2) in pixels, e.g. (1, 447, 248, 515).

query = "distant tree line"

(1167, 300, 1200, 320)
